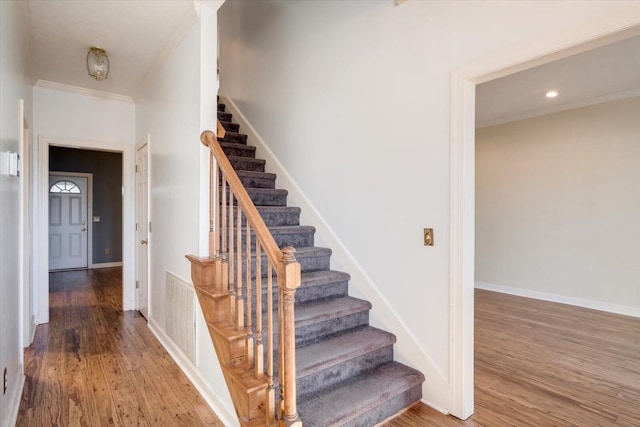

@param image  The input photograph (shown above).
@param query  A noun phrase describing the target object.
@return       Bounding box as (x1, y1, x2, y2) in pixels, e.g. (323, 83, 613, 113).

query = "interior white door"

(136, 143, 149, 319)
(49, 175, 88, 270)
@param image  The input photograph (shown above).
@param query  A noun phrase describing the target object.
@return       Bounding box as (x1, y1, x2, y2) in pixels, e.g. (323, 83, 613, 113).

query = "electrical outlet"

(423, 228, 434, 246)
(104, 248, 110, 255)
(3, 367, 7, 394)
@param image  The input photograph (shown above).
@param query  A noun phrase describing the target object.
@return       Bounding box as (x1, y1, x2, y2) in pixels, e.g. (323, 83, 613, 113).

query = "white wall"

(135, 3, 236, 424)
(476, 97, 640, 314)
(0, 2, 33, 426)
(32, 86, 136, 323)
(217, 0, 639, 412)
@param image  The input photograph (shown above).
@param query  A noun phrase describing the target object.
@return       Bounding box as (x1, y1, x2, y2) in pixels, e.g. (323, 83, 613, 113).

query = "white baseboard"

(147, 318, 239, 427)
(6, 370, 25, 427)
(475, 281, 640, 318)
(219, 94, 450, 413)
(91, 262, 123, 269)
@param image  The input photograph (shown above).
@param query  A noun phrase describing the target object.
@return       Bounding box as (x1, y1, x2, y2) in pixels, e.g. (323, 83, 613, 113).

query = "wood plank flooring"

(17, 271, 640, 426)
(382, 289, 640, 426)
(16, 268, 223, 427)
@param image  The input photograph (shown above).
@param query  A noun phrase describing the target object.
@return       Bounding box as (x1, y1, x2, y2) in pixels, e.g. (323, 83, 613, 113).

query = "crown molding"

(34, 80, 134, 104)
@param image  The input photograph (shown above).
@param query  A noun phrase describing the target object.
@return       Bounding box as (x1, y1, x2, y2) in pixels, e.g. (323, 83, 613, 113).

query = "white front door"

(136, 143, 149, 319)
(49, 175, 88, 270)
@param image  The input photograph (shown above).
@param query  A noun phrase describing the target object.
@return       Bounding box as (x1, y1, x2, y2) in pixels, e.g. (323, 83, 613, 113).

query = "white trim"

(34, 80, 134, 104)
(49, 171, 94, 270)
(477, 87, 640, 129)
(36, 135, 135, 324)
(148, 318, 239, 427)
(449, 5, 640, 420)
(6, 370, 26, 427)
(91, 262, 123, 269)
(220, 95, 449, 412)
(475, 281, 640, 319)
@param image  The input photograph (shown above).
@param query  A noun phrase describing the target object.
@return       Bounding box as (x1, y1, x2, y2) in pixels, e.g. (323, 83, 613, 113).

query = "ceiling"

(476, 34, 640, 128)
(26, 0, 197, 99)
(23, 1, 640, 115)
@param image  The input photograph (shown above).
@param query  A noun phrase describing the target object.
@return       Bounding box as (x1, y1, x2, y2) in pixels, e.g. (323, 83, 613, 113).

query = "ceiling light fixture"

(545, 90, 558, 98)
(87, 47, 109, 81)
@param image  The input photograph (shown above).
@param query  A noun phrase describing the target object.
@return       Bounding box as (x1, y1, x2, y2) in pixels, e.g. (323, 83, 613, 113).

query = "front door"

(136, 143, 149, 319)
(49, 175, 89, 270)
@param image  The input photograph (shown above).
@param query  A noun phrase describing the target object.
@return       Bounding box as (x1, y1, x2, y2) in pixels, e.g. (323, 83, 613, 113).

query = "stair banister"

(188, 130, 301, 427)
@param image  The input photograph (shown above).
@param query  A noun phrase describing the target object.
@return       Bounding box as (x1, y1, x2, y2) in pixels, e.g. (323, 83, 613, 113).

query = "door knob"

(82, 227, 87, 231)
(140, 239, 148, 245)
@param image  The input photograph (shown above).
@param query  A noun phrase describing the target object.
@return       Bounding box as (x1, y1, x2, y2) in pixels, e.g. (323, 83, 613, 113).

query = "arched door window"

(49, 180, 81, 194)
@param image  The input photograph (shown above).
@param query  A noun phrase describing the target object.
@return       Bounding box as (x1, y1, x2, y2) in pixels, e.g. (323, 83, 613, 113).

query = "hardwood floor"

(382, 289, 640, 426)
(16, 268, 223, 427)
(17, 272, 640, 426)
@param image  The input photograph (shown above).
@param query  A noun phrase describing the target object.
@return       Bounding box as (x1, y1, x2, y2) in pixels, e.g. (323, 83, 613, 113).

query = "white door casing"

(136, 140, 149, 319)
(48, 174, 91, 270)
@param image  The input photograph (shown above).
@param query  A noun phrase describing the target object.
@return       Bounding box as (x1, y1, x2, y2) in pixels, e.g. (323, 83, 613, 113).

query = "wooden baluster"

(228, 192, 235, 293)
(279, 247, 301, 427)
(245, 223, 254, 368)
(266, 262, 275, 422)
(236, 205, 244, 331)
(220, 177, 229, 296)
(255, 243, 263, 377)
(209, 151, 215, 257)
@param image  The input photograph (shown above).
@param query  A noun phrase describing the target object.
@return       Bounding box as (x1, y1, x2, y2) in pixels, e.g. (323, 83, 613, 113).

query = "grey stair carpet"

(217, 104, 424, 426)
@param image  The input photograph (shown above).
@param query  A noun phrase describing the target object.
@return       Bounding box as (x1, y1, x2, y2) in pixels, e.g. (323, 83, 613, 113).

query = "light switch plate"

(424, 228, 434, 246)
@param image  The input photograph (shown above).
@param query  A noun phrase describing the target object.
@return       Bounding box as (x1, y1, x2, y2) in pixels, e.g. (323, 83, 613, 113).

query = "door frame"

(448, 8, 640, 419)
(35, 136, 135, 324)
(135, 134, 150, 318)
(48, 171, 94, 270)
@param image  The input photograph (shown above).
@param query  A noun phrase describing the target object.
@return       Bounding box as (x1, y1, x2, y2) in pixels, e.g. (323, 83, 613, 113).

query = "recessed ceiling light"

(546, 90, 558, 98)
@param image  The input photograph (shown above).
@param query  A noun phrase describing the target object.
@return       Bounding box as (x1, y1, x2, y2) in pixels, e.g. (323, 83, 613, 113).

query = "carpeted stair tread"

(251, 270, 349, 304)
(220, 142, 256, 158)
(297, 326, 395, 377)
(256, 206, 301, 225)
(295, 296, 371, 327)
(235, 170, 277, 189)
(217, 111, 232, 122)
(297, 361, 425, 427)
(218, 132, 248, 145)
(220, 120, 240, 132)
(217, 102, 225, 111)
(228, 156, 266, 172)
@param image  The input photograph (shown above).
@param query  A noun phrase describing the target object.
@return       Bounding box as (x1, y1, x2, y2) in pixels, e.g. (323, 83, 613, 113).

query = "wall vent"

(165, 271, 196, 364)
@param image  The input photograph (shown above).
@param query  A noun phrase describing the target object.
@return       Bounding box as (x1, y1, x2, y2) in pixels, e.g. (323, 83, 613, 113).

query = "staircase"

(208, 100, 425, 426)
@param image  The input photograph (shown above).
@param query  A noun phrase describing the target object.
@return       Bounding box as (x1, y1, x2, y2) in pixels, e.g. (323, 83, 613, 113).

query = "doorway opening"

(449, 18, 640, 420)
(36, 137, 135, 325)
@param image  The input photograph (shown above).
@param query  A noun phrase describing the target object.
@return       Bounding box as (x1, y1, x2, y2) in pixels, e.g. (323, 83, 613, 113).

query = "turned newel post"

(280, 247, 302, 427)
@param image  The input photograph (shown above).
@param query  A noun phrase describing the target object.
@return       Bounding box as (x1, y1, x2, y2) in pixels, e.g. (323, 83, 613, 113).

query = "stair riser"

(239, 279, 349, 317)
(297, 346, 394, 400)
(218, 111, 232, 122)
(256, 210, 299, 226)
(237, 251, 331, 279)
(238, 174, 275, 189)
(222, 145, 256, 158)
(297, 312, 369, 347)
(217, 103, 225, 112)
(222, 229, 314, 250)
(218, 133, 247, 144)
(225, 207, 300, 226)
(221, 121, 240, 132)
(220, 189, 288, 207)
(229, 158, 265, 173)
(342, 385, 422, 427)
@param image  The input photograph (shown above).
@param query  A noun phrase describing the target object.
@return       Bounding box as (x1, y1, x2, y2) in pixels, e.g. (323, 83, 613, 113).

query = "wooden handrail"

(195, 129, 301, 427)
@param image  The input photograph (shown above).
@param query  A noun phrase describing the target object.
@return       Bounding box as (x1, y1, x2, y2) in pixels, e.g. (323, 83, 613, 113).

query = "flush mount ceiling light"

(87, 47, 109, 81)
(545, 90, 559, 98)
